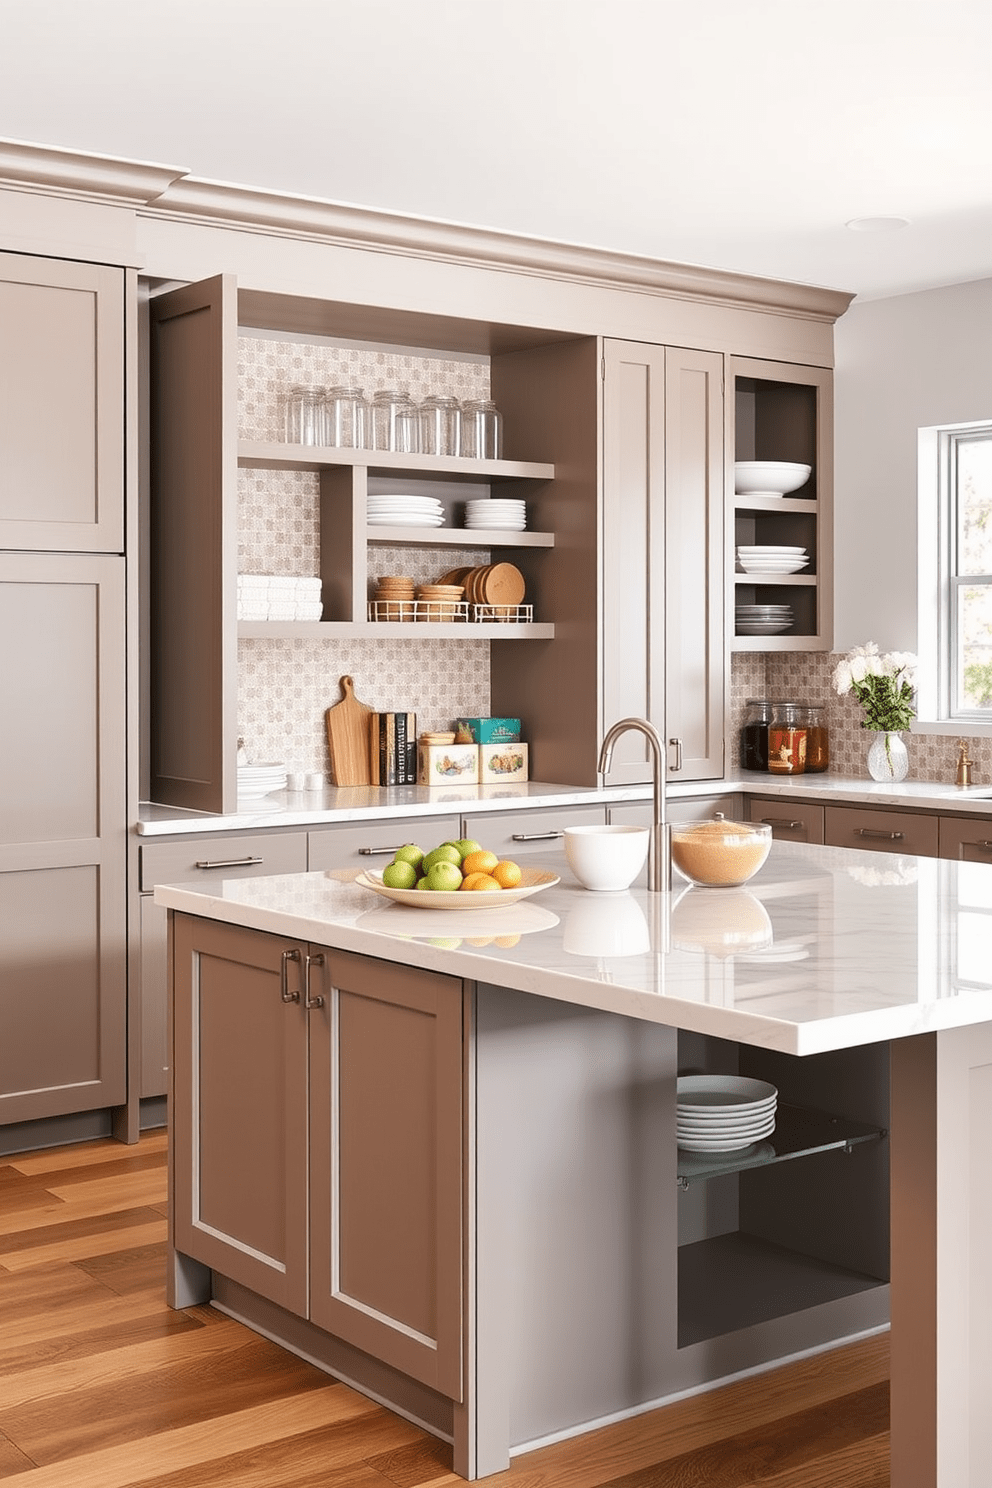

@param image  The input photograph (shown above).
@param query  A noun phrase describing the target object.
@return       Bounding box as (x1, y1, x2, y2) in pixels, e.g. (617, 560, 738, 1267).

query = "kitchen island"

(157, 840, 992, 1487)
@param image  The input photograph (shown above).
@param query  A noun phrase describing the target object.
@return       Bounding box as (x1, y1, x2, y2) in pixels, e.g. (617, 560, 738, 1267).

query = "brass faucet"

(598, 717, 671, 891)
(955, 738, 974, 787)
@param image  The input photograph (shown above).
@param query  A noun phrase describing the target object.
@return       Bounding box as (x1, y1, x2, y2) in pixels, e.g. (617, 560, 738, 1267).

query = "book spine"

(396, 712, 406, 786)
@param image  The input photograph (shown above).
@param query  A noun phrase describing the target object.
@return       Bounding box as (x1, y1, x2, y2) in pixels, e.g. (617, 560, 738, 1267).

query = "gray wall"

(832, 276, 992, 654)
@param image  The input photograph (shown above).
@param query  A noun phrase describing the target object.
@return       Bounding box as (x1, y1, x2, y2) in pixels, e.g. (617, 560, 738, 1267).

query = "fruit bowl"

(356, 866, 559, 909)
(734, 461, 812, 497)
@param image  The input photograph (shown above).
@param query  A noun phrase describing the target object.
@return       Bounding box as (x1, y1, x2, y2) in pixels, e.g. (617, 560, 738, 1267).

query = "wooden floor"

(0, 1132, 890, 1487)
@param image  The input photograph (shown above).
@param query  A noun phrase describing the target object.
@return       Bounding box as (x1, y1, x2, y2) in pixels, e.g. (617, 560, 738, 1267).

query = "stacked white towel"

(237, 575, 323, 621)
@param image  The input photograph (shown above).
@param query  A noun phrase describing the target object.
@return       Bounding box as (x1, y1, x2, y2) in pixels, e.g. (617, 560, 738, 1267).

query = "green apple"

(455, 838, 483, 861)
(382, 860, 418, 890)
(422, 843, 462, 872)
(392, 843, 424, 870)
(425, 860, 464, 892)
(416, 876, 433, 890)
(429, 936, 462, 949)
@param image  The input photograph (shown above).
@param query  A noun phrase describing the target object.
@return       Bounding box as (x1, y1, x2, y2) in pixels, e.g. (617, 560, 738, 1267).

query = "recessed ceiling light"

(845, 216, 911, 233)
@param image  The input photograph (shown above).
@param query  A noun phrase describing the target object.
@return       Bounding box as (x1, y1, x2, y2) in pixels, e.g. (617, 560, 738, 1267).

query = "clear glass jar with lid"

(419, 395, 461, 457)
(370, 389, 417, 452)
(740, 698, 772, 771)
(324, 386, 368, 449)
(768, 701, 807, 774)
(800, 703, 829, 772)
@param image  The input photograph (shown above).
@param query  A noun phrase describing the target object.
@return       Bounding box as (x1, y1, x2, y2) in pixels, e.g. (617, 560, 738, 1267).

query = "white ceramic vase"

(866, 729, 909, 783)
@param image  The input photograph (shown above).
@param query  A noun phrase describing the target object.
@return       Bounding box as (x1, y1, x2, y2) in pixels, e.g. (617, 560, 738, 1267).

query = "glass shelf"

(676, 1102, 886, 1187)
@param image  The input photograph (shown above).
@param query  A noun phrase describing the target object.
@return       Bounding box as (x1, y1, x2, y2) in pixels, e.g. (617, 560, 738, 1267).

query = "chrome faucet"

(598, 717, 671, 892)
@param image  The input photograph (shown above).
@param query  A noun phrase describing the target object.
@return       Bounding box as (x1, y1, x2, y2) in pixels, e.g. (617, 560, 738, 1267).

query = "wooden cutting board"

(325, 675, 372, 785)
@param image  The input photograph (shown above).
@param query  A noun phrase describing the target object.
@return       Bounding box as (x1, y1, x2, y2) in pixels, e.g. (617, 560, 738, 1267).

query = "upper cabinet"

(0, 251, 125, 552)
(729, 358, 833, 652)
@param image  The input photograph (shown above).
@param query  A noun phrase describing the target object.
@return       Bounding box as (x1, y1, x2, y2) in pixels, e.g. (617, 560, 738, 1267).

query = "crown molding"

(0, 137, 186, 207)
(0, 138, 854, 322)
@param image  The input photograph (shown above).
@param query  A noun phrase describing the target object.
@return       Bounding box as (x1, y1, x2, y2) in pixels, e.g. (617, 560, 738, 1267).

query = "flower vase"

(866, 730, 909, 783)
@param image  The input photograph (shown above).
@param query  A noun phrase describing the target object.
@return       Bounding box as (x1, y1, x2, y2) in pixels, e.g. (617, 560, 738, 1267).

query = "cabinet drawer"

(459, 805, 605, 859)
(140, 831, 308, 891)
(824, 805, 938, 858)
(611, 794, 741, 829)
(746, 797, 825, 844)
(938, 814, 992, 862)
(307, 815, 462, 870)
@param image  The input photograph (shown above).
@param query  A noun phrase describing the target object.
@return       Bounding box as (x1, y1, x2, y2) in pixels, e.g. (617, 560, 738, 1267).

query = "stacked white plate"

(736, 603, 793, 635)
(677, 1075, 778, 1152)
(464, 498, 527, 531)
(737, 545, 809, 575)
(237, 762, 288, 799)
(367, 494, 445, 528)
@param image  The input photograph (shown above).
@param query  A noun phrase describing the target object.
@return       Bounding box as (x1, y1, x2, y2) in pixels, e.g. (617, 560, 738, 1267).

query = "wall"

(832, 276, 992, 655)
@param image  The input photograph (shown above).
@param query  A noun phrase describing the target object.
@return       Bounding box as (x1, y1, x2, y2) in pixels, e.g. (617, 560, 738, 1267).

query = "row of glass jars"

(740, 699, 829, 775)
(283, 386, 502, 460)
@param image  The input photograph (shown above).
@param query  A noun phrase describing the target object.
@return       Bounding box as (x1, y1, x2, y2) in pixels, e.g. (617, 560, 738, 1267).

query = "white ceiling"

(3, 0, 991, 302)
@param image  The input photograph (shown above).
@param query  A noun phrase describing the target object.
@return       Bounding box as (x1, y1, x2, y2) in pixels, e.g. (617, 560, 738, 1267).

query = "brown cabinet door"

(938, 815, 992, 862)
(0, 553, 126, 1123)
(0, 252, 124, 551)
(308, 948, 464, 1399)
(746, 796, 825, 844)
(824, 805, 938, 857)
(172, 916, 310, 1315)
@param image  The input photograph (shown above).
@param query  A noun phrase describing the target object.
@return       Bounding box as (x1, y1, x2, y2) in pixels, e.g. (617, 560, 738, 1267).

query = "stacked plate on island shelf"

(464, 497, 527, 531)
(736, 544, 809, 575)
(676, 1075, 778, 1152)
(237, 762, 288, 799)
(736, 603, 794, 635)
(367, 493, 445, 528)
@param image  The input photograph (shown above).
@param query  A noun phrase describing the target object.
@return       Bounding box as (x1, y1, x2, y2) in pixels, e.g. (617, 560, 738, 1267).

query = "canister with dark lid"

(740, 699, 772, 771)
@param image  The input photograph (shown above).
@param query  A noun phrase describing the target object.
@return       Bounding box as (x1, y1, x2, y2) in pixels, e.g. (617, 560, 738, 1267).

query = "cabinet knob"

(280, 947, 302, 1003)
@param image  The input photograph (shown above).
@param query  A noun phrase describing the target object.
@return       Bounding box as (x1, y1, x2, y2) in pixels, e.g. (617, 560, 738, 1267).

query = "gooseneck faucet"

(598, 717, 671, 892)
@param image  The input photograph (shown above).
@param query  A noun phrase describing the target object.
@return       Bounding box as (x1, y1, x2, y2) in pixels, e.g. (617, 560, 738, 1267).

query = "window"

(918, 420, 992, 731)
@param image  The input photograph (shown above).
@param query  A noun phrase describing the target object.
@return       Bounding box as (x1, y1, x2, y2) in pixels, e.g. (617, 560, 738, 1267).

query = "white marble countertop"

(137, 772, 992, 837)
(154, 839, 992, 1056)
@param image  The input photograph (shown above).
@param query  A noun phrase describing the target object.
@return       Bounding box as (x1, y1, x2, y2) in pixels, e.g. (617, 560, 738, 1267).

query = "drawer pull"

(511, 831, 564, 842)
(358, 845, 408, 856)
(669, 736, 683, 773)
(280, 948, 302, 1004)
(305, 952, 325, 1010)
(760, 818, 804, 831)
(194, 855, 264, 870)
(855, 828, 905, 841)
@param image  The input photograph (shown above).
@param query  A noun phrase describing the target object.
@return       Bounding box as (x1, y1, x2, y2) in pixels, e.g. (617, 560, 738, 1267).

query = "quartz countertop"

(138, 771, 992, 836)
(154, 839, 992, 1056)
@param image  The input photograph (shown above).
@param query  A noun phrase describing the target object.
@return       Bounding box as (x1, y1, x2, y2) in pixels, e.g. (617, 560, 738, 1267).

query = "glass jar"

(768, 701, 807, 774)
(283, 385, 309, 444)
(419, 395, 461, 457)
(801, 704, 830, 773)
(324, 386, 368, 449)
(370, 390, 417, 452)
(740, 698, 772, 771)
(461, 398, 503, 460)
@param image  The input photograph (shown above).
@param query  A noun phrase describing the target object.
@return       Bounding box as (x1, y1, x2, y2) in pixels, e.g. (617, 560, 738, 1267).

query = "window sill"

(911, 719, 992, 740)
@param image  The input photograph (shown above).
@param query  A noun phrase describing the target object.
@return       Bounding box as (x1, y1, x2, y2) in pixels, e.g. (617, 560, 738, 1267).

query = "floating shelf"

(366, 525, 553, 548)
(238, 439, 555, 482)
(238, 620, 555, 640)
(676, 1103, 886, 1187)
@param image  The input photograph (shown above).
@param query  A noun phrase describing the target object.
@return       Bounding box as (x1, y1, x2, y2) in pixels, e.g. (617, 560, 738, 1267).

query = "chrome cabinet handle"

(669, 736, 683, 772)
(195, 855, 264, 869)
(305, 952, 325, 1010)
(511, 831, 564, 841)
(359, 845, 408, 856)
(855, 828, 905, 841)
(760, 818, 804, 831)
(280, 948, 302, 1003)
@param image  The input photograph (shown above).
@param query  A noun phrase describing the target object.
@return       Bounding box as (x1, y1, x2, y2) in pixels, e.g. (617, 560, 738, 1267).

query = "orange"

(462, 849, 498, 876)
(462, 873, 500, 892)
(492, 859, 522, 889)
(459, 872, 489, 891)
(493, 933, 521, 948)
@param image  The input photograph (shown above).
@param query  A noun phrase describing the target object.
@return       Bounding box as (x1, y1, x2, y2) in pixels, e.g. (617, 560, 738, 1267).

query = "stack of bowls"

(464, 498, 527, 532)
(415, 582, 465, 622)
(736, 544, 808, 575)
(371, 575, 415, 621)
(735, 603, 793, 635)
(676, 1075, 778, 1152)
(367, 494, 445, 528)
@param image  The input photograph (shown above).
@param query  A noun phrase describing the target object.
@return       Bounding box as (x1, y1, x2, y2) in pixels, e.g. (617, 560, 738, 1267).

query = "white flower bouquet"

(831, 642, 918, 731)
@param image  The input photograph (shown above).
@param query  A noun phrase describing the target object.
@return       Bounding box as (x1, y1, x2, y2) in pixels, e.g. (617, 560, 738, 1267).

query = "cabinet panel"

(307, 815, 461, 870)
(609, 794, 741, 828)
(824, 805, 938, 858)
(460, 805, 605, 861)
(0, 252, 124, 551)
(746, 796, 825, 844)
(938, 814, 992, 862)
(172, 916, 310, 1314)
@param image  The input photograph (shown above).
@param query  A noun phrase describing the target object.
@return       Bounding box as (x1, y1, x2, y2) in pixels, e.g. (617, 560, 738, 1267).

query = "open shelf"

(366, 525, 554, 548)
(677, 1102, 885, 1187)
(238, 620, 555, 639)
(238, 439, 555, 483)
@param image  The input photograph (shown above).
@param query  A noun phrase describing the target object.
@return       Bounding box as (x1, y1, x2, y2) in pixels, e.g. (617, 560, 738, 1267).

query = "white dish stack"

(237, 762, 288, 799)
(735, 603, 794, 635)
(464, 498, 527, 531)
(367, 493, 445, 528)
(736, 544, 809, 575)
(238, 575, 323, 621)
(676, 1075, 778, 1152)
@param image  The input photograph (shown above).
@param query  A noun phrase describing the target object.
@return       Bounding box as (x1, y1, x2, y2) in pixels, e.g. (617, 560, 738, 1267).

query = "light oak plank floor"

(0, 1133, 889, 1486)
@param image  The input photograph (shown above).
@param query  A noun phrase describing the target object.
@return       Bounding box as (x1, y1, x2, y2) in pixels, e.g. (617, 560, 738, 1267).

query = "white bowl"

(564, 824, 650, 892)
(734, 461, 811, 496)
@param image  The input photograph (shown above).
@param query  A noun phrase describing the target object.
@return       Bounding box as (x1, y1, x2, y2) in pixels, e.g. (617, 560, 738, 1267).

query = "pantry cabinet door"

(308, 949, 464, 1399)
(0, 252, 124, 551)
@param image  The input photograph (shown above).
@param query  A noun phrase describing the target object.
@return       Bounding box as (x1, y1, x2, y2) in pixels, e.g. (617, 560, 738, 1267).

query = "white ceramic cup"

(305, 771, 325, 790)
(563, 824, 651, 892)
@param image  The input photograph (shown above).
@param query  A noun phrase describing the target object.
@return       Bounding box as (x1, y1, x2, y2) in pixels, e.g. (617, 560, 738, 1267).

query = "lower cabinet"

(938, 814, 992, 861)
(307, 813, 462, 870)
(171, 915, 464, 1398)
(745, 796, 825, 844)
(459, 804, 605, 862)
(823, 804, 938, 858)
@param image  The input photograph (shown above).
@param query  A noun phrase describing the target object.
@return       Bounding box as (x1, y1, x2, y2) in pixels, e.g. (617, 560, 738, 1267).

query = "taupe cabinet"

(0, 253, 128, 1132)
(171, 915, 464, 1397)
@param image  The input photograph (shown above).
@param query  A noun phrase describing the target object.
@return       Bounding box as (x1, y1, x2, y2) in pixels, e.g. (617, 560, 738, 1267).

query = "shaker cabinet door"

(0, 252, 124, 551)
